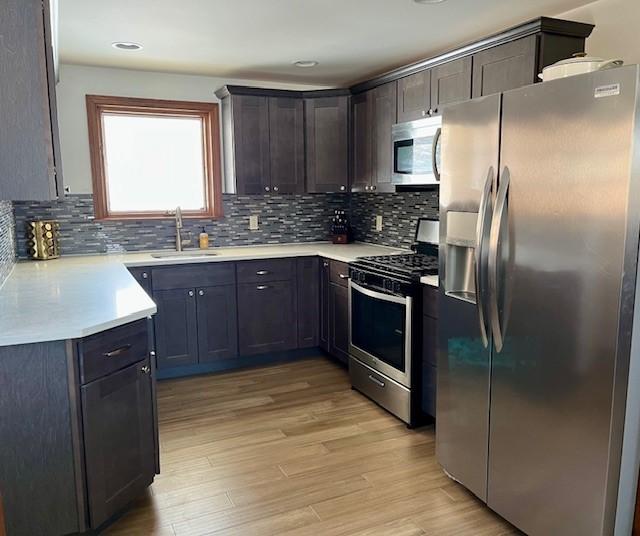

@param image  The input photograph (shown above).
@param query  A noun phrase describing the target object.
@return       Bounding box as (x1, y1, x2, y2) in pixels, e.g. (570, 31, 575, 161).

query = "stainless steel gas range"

(348, 218, 438, 426)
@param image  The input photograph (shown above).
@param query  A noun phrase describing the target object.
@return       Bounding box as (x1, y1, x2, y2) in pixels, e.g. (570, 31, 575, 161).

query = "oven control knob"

(382, 279, 391, 291)
(392, 281, 401, 294)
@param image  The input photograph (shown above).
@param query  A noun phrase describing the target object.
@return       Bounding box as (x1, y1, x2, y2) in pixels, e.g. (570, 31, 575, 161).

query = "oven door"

(349, 280, 413, 387)
(392, 117, 442, 186)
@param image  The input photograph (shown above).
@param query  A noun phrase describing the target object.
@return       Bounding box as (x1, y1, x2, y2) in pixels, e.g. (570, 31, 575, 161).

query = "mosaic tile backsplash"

(0, 201, 16, 286)
(13, 194, 349, 258)
(349, 190, 439, 249)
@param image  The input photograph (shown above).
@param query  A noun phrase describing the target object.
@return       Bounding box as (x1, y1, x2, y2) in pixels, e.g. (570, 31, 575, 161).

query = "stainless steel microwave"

(392, 116, 442, 186)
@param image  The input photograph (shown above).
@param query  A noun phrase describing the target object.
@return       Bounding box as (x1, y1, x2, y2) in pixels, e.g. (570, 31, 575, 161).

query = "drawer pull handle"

(256, 270, 269, 275)
(103, 344, 132, 358)
(339, 273, 349, 279)
(256, 285, 269, 290)
(141, 365, 151, 374)
(368, 375, 385, 388)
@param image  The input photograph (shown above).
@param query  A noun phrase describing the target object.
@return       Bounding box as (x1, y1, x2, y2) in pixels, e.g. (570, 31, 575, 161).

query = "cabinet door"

(421, 314, 438, 417)
(297, 257, 320, 348)
(351, 91, 373, 192)
(430, 57, 472, 112)
(397, 70, 431, 122)
(319, 259, 330, 352)
(305, 97, 350, 193)
(196, 285, 238, 362)
(127, 267, 152, 296)
(269, 97, 304, 194)
(237, 280, 297, 355)
(372, 81, 397, 193)
(0, 0, 62, 200)
(329, 282, 349, 363)
(82, 360, 155, 529)
(233, 95, 270, 194)
(154, 288, 199, 368)
(472, 36, 537, 98)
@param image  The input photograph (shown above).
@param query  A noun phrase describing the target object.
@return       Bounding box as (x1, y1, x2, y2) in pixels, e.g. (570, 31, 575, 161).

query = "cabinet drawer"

(79, 320, 148, 385)
(237, 258, 295, 283)
(423, 285, 439, 318)
(152, 263, 235, 290)
(329, 260, 350, 287)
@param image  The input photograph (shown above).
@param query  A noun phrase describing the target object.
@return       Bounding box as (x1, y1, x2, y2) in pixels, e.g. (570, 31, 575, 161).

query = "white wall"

(556, 0, 640, 64)
(56, 64, 329, 194)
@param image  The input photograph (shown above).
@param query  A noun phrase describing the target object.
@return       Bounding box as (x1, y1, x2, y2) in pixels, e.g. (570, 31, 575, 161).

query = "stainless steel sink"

(151, 251, 218, 259)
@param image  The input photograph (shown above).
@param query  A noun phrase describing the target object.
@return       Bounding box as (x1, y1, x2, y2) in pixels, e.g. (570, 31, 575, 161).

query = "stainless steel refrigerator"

(437, 65, 640, 535)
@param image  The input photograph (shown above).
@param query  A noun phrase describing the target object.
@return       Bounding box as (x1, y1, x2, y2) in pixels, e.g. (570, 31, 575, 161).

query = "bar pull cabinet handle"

(475, 167, 494, 348)
(103, 344, 132, 358)
(256, 270, 269, 275)
(432, 127, 442, 182)
(339, 273, 349, 279)
(368, 375, 385, 388)
(488, 167, 510, 353)
(256, 285, 269, 290)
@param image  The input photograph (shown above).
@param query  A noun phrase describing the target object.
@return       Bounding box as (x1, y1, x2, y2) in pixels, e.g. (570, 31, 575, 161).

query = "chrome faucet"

(173, 206, 192, 252)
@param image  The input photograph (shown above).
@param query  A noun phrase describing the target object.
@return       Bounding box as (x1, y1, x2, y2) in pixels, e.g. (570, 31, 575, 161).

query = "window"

(86, 95, 222, 219)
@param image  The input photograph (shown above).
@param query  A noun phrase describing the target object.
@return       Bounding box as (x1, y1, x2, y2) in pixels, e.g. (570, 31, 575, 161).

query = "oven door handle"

(349, 281, 408, 305)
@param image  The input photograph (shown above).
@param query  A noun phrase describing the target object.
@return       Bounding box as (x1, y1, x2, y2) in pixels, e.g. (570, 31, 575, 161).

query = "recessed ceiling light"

(112, 42, 143, 51)
(293, 60, 318, 68)
(414, 0, 447, 4)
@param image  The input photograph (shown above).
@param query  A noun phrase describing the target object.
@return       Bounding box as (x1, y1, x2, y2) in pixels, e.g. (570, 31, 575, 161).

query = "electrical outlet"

(249, 214, 259, 230)
(375, 215, 383, 232)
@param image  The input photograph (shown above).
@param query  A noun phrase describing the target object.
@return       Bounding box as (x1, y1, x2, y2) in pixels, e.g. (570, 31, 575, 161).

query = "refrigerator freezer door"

(437, 94, 501, 501)
(487, 67, 640, 535)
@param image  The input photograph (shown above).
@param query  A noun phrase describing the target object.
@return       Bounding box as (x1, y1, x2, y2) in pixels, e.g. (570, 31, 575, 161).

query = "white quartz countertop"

(0, 242, 406, 347)
(420, 275, 439, 288)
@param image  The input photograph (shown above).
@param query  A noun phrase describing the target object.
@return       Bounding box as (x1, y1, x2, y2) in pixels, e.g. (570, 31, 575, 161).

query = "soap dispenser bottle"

(199, 227, 209, 249)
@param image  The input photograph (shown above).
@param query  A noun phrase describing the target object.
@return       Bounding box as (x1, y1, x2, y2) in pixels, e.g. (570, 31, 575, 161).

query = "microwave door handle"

(432, 127, 442, 182)
(488, 167, 510, 353)
(475, 167, 494, 348)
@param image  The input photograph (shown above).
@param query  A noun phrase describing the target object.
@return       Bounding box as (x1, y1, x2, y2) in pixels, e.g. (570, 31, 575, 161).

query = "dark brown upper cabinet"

(218, 89, 304, 194)
(430, 57, 472, 112)
(223, 94, 271, 194)
(397, 70, 431, 122)
(372, 81, 397, 193)
(0, 0, 63, 201)
(269, 97, 305, 194)
(351, 91, 374, 192)
(472, 36, 538, 98)
(472, 29, 591, 98)
(305, 96, 350, 193)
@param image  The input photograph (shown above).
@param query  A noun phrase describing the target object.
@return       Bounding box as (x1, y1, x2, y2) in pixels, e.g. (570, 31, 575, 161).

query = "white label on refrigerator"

(595, 83, 620, 98)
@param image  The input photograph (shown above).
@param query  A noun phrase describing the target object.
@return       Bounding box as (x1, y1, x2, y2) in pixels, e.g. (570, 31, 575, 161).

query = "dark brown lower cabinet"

(319, 259, 330, 352)
(196, 285, 238, 361)
(81, 359, 156, 529)
(329, 282, 350, 363)
(237, 280, 297, 355)
(422, 288, 439, 417)
(296, 258, 320, 348)
(154, 288, 199, 368)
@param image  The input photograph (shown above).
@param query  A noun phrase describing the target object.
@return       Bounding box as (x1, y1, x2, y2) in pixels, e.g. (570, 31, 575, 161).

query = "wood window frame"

(86, 95, 223, 220)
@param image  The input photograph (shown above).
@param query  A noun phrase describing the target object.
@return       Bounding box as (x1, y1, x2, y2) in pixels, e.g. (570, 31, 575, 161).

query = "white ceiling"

(59, 0, 597, 87)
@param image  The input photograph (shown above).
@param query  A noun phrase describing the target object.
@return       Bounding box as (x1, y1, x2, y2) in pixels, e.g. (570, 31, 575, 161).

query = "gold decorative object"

(27, 220, 60, 260)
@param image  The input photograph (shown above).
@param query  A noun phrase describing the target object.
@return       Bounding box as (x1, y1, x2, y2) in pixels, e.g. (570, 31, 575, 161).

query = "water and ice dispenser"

(443, 211, 478, 304)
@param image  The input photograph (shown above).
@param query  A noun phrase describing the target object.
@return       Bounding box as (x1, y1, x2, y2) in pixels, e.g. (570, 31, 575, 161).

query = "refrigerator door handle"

(475, 166, 494, 348)
(488, 167, 510, 352)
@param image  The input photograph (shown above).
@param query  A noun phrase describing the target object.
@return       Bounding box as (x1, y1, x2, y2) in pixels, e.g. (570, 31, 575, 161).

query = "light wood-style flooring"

(104, 356, 518, 535)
